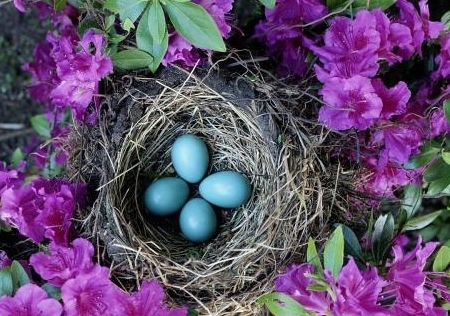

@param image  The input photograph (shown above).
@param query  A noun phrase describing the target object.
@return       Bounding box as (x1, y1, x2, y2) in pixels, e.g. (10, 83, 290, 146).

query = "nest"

(69, 65, 348, 315)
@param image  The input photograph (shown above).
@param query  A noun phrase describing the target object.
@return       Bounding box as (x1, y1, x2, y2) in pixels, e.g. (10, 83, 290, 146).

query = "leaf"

(30, 114, 51, 138)
(112, 49, 153, 69)
(442, 10, 450, 32)
(54, 0, 67, 12)
(336, 224, 362, 259)
(0, 219, 11, 232)
(259, 0, 276, 8)
(402, 210, 442, 232)
(306, 237, 323, 275)
(433, 245, 450, 272)
(423, 158, 450, 196)
(442, 150, 450, 165)
(404, 140, 441, 169)
(10, 148, 24, 167)
(444, 100, 450, 123)
(323, 226, 344, 278)
(257, 292, 312, 316)
(104, 0, 148, 24)
(327, 0, 344, 10)
(162, 0, 226, 52)
(10, 261, 30, 290)
(136, 2, 169, 72)
(371, 214, 394, 262)
(351, 0, 396, 10)
(0, 267, 13, 296)
(41, 283, 61, 300)
(402, 185, 422, 219)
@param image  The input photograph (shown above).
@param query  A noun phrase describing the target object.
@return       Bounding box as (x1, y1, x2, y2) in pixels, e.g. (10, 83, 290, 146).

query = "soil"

(0, 5, 49, 161)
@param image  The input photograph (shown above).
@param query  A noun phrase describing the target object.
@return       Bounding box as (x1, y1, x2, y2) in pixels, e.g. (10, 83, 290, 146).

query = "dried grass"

(69, 64, 350, 315)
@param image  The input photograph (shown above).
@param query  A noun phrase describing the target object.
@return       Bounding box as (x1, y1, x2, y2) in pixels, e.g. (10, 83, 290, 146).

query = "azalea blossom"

(318, 75, 383, 130)
(30, 238, 97, 286)
(386, 237, 446, 315)
(433, 33, 450, 80)
(0, 283, 62, 316)
(309, 10, 380, 82)
(125, 280, 187, 316)
(61, 267, 127, 316)
(275, 263, 331, 314)
(255, 0, 328, 77)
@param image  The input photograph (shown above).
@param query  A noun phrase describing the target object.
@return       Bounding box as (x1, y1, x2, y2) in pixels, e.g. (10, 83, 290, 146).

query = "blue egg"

(179, 198, 217, 243)
(171, 134, 209, 183)
(143, 177, 190, 216)
(199, 171, 251, 208)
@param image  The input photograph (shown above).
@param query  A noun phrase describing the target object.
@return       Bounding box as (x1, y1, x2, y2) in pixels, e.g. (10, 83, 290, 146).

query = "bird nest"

(69, 65, 347, 315)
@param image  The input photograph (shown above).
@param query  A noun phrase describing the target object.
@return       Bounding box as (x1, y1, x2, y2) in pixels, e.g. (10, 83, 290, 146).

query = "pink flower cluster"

(0, 239, 186, 316)
(258, 0, 450, 197)
(163, 0, 234, 66)
(27, 238, 187, 316)
(255, 0, 328, 77)
(23, 4, 112, 123)
(0, 162, 86, 245)
(275, 237, 448, 315)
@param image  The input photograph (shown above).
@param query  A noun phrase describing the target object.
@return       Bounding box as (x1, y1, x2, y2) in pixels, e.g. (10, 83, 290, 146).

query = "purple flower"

(254, 0, 328, 77)
(125, 280, 187, 316)
(13, 0, 26, 12)
(358, 154, 419, 197)
(332, 258, 390, 315)
(318, 75, 383, 130)
(429, 107, 450, 137)
(0, 251, 11, 269)
(30, 238, 97, 287)
(0, 162, 23, 196)
(275, 263, 331, 314)
(386, 237, 446, 315)
(372, 9, 412, 64)
(370, 123, 422, 164)
(0, 283, 62, 316)
(61, 268, 128, 316)
(433, 33, 450, 80)
(395, 0, 443, 58)
(310, 10, 380, 82)
(372, 79, 411, 119)
(0, 185, 45, 242)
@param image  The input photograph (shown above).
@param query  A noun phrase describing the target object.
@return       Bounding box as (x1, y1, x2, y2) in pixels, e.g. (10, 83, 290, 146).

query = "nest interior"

(69, 65, 346, 315)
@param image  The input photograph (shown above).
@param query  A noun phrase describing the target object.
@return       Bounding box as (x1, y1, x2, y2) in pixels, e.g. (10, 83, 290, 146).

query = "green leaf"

(404, 140, 441, 169)
(104, 0, 148, 24)
(327, 0, 344, 10)
(30, 114, 51, 138)
(10, 148, 24, 167)
(442, 10, 450, 32)
(0, 267, 13, 296)
(306, 237, 323, 275)
(444, 100, 450, 123)
(162, 0, 226, 52)
(259, 0, 276, 8)
(54, 0, 67, 12)
(337, 224, 362, 259)
(0, 219, 11, 232)
(136, 2, 169, 72)
(402, 185, 422, 219)
(112, 49, 153, 69)
(433, 245, 450, 272)
(442, 150, 450, 165)
(323, 226, 344, 278)
(402, 210, 442, 232)
(41, 283, 61, 300)
(371, 214, 394, 262)
(10, 261, 30, 290)
(351, 0, 396, 10)
(423, 158, 450, 196)
(257, 292, 312, 316)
